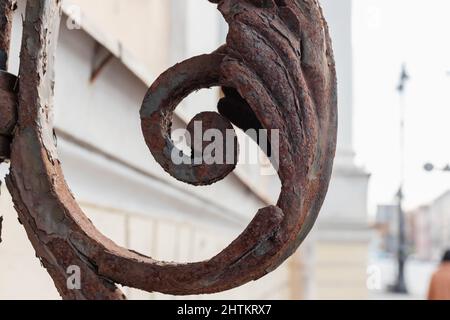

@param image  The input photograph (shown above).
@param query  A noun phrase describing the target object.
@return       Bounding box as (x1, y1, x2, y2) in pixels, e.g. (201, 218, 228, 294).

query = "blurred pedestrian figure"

(428, 250, 450, 300)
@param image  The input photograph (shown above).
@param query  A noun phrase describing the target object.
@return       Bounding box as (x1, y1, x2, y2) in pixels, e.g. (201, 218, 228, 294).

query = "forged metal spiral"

(2, 0, 337, 299)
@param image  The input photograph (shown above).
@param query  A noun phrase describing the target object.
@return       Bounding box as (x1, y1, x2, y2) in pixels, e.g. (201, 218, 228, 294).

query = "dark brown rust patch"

(0, 71, 18, 136)
(0, 71, 18, 160)
(0, 0, 16, 71)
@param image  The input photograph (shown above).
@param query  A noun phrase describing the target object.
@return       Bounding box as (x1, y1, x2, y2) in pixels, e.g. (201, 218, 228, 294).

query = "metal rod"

(0, 0, 16, 244)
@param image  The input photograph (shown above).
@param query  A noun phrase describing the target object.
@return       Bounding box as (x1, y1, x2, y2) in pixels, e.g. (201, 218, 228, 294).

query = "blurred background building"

(407, 191, 450, 261)
(1, 0, 449, 300)
(373, 190, 450, 298)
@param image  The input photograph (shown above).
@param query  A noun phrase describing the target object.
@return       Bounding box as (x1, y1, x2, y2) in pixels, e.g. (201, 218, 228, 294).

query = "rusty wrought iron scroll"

(0, 0, 16, 244)
(0, 0, 337, 299)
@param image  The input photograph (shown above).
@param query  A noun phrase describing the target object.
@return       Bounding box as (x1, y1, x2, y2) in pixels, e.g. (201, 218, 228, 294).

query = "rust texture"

(0, 0, 17, 244)
(140, 0, 337, 293)
(0, 0, 15, 71)
(0, 70, 16, 244)
(6, 0, 125, 300)
(2, 0, 337, 299)
(0, 70, 17, 159)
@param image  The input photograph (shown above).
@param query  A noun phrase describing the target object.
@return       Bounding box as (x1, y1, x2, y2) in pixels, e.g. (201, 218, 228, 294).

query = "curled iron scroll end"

(141, 53, 241, 186)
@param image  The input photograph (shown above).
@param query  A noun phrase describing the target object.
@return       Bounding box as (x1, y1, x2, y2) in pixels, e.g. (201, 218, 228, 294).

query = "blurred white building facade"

(0, 0, 369, 299)
(311, 0, 370, 299)
(409, 191, 450, 261)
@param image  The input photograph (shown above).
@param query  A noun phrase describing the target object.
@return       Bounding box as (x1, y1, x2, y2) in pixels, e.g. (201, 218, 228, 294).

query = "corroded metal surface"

(0, 0, 16, 244)
(2, 0, 337, 299)
(6, 0, 125, 300)
(140, 0, 337, 293)
(0, 70, 18, 159)
(0, 0, 15, 70)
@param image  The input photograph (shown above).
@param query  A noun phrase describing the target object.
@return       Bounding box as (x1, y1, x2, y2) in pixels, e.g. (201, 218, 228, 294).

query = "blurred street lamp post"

(424, 163, 450, 173)
(423, 71, 450, 174)
(390, 64, 409, 294)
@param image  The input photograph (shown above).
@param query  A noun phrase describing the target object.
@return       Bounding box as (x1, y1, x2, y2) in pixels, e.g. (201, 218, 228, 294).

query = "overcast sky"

(353, 0, 450, 214)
